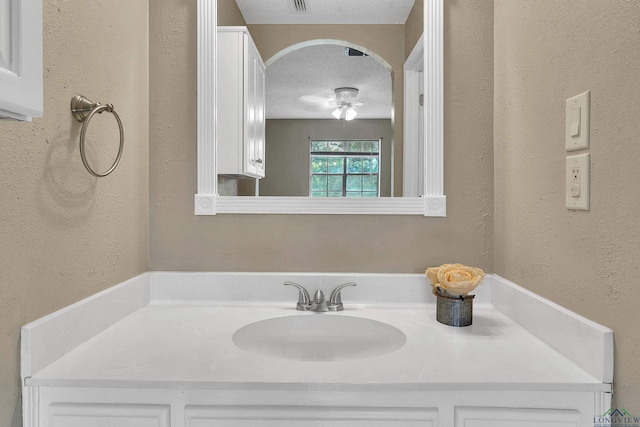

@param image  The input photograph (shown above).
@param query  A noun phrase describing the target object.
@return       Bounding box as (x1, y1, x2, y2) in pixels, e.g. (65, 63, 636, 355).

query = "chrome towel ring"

(70, 95, 124, 177)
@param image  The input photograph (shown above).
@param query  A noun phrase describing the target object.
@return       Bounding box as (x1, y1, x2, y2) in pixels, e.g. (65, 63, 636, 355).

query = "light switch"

(565, 91, 590, 151)
(566, 153, 590, 210)
(570, 107, 581, 136)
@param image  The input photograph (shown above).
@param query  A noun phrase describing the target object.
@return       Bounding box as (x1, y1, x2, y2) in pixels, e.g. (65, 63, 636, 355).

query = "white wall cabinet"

(217, 27, 265, 179)
(0, 0, 43, 121)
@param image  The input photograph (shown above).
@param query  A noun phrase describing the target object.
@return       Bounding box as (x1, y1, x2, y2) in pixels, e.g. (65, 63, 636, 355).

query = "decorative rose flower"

(425, 263, 485, 296)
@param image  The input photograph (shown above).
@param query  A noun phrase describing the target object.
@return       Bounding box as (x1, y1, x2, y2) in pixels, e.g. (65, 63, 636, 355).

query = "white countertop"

(29, 301, 606, 392)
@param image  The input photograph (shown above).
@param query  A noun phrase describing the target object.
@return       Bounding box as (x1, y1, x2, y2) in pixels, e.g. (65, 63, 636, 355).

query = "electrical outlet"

(570, 167, 581, 197)
(566, 153, 590, 210)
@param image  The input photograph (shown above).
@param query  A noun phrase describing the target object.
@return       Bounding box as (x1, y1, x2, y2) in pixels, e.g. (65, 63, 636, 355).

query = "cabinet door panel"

(243, 36, 256, 176)
(254, 56, 266, 177)
(455, 407, 580, 427)
(49, 403, 170, 427)
(244, 37, 264, 178)
(186, 406, 437, 427)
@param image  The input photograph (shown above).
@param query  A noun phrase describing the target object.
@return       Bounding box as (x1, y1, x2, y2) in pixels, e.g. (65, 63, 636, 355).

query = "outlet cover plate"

(566, 153, 590, 211)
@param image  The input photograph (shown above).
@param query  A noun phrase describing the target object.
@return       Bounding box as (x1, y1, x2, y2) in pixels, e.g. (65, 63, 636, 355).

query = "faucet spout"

(310, 290, 328, 312)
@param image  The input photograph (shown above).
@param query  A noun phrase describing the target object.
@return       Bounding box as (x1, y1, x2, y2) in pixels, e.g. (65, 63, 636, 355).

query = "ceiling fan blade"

(297, 94, 334, 106)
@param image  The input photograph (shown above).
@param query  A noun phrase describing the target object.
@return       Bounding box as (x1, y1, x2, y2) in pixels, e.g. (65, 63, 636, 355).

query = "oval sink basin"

(232, 315, 406, 362)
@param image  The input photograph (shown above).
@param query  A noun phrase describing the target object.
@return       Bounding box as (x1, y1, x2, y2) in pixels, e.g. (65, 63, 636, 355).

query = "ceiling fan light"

(331, 107, 343, 119)
(345, 106, 357, 121)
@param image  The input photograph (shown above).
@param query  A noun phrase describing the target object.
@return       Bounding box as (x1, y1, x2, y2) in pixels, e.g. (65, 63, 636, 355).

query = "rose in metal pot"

(425, 263, 485, 296)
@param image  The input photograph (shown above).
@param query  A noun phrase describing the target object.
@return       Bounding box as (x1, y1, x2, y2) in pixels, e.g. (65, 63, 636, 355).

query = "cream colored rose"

(424, 263, 485, 296)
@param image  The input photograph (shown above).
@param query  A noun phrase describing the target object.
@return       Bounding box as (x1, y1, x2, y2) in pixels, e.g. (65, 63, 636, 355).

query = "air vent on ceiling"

(288, 0, 309, 13)
(345, 48, 369, 57)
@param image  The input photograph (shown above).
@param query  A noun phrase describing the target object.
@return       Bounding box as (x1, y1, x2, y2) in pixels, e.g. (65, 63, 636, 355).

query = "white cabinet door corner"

(0, 0, 43, 121)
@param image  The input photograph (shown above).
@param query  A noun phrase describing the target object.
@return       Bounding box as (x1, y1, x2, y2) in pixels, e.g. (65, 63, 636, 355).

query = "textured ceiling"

(237, 0, 413, 119)
(235, 0, 416, 24)
(266, 44, 392, 119)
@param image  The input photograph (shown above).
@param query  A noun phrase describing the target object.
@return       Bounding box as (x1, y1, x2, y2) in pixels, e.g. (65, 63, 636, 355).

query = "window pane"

(363, 175, 378, 191)
(346, 158, 363, 173)
(362, 157, 373, 173)
(346, 192, 362, 197)
(311, 192, 327, 197)
(327, 192, 343, 197)
(347, 141, 362, 152)
(311, 141, 327, 152)
(363, 141, 378, 153)
(328, 141, 344, 152)
(371, 157, 379, 173)
(312, 175, 328, 191)
(346, 175, 362, 191)
(362, 192, 377, 197)
(311, 157, 328, 173)
(327, 175, 343, 191)
(327, 158, 344, 174)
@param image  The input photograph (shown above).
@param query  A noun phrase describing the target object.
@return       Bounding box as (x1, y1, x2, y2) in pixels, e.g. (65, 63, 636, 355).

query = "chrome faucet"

(284, 282, 356, 312)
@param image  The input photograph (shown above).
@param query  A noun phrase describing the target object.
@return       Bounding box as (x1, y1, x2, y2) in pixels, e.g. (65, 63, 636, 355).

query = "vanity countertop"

(27, 300, 607, 392)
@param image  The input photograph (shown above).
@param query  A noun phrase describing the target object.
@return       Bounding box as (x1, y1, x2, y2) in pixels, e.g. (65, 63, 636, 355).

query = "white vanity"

(21, 273, 613, 427)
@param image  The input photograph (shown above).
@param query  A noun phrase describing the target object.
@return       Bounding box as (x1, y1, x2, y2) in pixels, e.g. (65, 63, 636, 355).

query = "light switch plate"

(565, 91, 590, 151)
(566, 153, 590, 210)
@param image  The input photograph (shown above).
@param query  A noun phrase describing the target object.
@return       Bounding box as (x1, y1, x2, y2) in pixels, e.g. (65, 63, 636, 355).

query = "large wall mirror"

(196, 0, 444, 215)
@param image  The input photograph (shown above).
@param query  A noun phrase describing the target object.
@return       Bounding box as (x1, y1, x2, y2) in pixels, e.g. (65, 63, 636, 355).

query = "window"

(310, 140, 380, 197)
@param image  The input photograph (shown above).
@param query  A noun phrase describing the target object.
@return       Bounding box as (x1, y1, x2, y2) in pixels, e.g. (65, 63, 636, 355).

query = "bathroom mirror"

(195, 0, 444, 215)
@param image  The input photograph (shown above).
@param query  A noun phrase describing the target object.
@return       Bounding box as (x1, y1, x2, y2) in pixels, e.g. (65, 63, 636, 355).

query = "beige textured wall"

(405, 0, 424, 58)
(149, 2, 493, 273)
(217, 0, 246, 26)
(494, 0, 640, 411)
(260, 119, 393, 197)
(0, 1, 148, 425)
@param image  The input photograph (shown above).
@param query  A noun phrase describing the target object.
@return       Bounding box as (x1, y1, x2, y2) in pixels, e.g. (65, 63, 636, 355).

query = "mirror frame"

(195, 0, 444, 216)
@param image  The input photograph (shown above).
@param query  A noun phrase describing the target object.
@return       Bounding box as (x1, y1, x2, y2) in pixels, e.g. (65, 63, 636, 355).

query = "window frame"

(309, 139, 381, 198)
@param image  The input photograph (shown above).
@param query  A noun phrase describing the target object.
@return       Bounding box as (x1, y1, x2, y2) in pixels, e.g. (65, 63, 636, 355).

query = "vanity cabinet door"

(455, 407, 581, 426)
(47, 403, 171, 427)
(217, 27, 265, 179)
(185, 406, 438, 427)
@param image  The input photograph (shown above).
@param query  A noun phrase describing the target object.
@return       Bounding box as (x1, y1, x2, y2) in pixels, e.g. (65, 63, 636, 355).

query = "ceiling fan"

(330, 87, 359, 121)
(297, 87, 362, 121)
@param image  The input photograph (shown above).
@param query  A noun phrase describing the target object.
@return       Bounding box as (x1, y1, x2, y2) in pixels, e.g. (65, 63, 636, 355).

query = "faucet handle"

(284, 282, 311, 311)
(328, 282, 356, 311)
